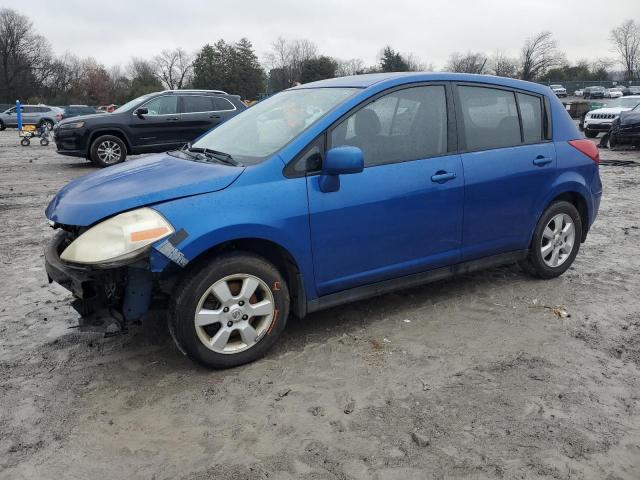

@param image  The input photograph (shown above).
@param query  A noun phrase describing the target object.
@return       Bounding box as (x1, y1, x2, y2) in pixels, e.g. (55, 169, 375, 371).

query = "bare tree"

(265, 37, 319, 89)
(0, 7, 51, 102)
(336, 58, 365, 76)
(446, 52, 488, 74)
(153, 48, 193, 89)
(489, 51, 518, 78)
(519, 31, 564, 81)
(610, 20, 640, 81)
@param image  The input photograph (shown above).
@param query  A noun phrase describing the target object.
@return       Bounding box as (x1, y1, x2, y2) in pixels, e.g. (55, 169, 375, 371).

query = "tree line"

(1, 7, 638, 106)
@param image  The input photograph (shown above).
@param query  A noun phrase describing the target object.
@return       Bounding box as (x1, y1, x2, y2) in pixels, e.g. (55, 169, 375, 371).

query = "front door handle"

(166, 117, 179, 121)
(209, 115, 221, 119)
(431, 171, 457, 183)
(533, 155, 552, 166)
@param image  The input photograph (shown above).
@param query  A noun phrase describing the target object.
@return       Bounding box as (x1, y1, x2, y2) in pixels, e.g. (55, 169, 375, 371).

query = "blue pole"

(15, 100, 22, 131)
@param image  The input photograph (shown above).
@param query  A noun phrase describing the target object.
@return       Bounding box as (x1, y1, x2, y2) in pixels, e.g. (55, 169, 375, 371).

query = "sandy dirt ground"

(1, 128, 640, 480)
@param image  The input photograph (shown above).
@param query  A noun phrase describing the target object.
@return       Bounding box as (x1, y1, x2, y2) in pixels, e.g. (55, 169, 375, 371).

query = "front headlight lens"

(60, 208, 174, 265)
(60, 121, 85, 129)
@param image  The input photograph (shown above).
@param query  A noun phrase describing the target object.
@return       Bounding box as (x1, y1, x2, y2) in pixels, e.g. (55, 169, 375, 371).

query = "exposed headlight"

(59, 121, 85, 129)
(60, 208, 174, 265)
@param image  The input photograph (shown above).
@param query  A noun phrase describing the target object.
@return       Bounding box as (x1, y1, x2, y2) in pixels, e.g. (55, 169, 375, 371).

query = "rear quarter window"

(517, 93, 543, 143)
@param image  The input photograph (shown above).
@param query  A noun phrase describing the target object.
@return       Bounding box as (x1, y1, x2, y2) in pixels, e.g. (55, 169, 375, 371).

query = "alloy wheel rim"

(194, 274, 275, 354)
(97, 140, 122, 164)
(541, 213, 575, 268)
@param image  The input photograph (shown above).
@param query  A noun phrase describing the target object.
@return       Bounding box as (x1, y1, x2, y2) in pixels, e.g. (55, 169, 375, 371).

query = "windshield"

(191, 88, 358, 164)
(112, 93, 155, 114)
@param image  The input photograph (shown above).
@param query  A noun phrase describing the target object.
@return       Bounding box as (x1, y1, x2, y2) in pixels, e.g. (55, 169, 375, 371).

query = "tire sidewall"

(529, 201, 582, 278)
(0, 120, 5, 131)
(171, 253, 290, 369)
(90, 135, 126, 167)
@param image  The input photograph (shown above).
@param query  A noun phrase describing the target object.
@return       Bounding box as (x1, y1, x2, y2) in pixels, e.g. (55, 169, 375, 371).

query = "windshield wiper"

(186, 143, 243, 166)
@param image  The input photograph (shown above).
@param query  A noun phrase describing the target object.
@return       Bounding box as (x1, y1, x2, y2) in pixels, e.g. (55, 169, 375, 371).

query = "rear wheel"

(169, 252, 290, 369)
(90, 135, 127, 167)
(40, 119, 54, 130)
(520, 201, 582, 279)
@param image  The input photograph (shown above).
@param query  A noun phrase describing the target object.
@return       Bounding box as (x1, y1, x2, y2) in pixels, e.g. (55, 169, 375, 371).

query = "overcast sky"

(3, 0, 639, 69)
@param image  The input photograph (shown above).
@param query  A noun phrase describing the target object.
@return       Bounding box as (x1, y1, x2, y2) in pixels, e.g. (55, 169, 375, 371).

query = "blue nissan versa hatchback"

(44, 73, 602, 368)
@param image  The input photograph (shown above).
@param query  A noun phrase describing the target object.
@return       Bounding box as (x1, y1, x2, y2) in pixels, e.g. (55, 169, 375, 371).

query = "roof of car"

(294, 72, 552, 95)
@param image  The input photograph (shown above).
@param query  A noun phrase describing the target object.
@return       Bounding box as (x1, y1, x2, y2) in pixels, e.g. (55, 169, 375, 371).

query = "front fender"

(149, 171, 317, 300)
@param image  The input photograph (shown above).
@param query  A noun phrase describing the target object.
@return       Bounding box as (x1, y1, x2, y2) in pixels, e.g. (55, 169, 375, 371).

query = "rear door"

(455, 84, 556, 260)
(128, 95, 182, 148)
(306, 84, 464, 296)
(179, 95, 219, 143)
(22, 106, 38, 125)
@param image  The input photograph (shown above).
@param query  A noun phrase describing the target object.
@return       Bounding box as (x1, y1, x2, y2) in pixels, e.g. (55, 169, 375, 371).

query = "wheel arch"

(88, 129, 132, 155)
(172, 237, 308, 319)
(535, 187, 591, 243)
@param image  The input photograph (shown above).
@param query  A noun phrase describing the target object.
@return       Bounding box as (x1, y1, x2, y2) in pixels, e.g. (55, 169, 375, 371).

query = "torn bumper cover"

(44, 231, 155, 330)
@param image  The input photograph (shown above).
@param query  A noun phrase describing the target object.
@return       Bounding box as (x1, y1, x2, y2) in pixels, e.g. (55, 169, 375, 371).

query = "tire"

(584, 129, 598, 138)
(519, 201, 582, 279)
(40, 119, 54, 130)
(169, 252, 290, 369)
(20, 138, 29, 146)
(0, 120, 5, 131)
(40, 137, 49, 146)
(90, 135, 127, 167)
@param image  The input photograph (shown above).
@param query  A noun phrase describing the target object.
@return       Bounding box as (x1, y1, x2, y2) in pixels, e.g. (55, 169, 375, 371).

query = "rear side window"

(458, 86, 520, 150)
(517, 93, 543, 143)
(213, 97, 236, 111)
(330, 85, 448, 167)
(182, 95, 213, 113)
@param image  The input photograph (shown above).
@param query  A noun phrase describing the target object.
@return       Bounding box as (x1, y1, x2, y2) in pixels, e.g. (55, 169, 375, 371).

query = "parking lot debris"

(529, 304, 571, 319)
(344, 400, 356, 414)
(275, 388, 291, 401)
(308, 406, 325, 416)
(411, 431, 430, 447)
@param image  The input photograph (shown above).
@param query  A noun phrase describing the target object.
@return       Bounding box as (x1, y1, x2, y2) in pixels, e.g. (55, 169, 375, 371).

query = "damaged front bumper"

(44, 231, 156, 332)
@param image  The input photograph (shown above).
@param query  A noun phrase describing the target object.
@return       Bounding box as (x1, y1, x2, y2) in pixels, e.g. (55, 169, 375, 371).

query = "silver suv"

(0, 105, 62, 130)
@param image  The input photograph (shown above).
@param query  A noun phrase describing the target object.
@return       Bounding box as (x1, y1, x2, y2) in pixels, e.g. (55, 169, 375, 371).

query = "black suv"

(54, 90, 246, 167)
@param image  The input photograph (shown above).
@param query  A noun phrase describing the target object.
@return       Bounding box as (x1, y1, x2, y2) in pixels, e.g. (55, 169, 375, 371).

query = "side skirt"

(306, 250, 528, 314)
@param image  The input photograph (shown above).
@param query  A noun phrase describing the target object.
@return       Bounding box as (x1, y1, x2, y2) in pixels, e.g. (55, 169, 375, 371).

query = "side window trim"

(453, 82, 552, 153)
(212, 97, 237, 112)
(283, 133, 326, 178)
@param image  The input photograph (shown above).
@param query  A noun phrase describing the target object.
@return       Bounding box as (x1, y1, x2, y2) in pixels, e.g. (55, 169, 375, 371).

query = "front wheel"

(584, 129, 598, 138)
(20, 138, 30, 146)
(520, 201, 582, 279)
(169, 252, 290, 368)
(40, 137, 49, 146)
(40, 119, 54, 130)
(90, 135, 127, 167)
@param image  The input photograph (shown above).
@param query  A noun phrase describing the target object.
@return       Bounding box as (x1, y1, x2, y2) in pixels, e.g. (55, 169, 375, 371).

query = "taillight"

(568, 139, 599, 165)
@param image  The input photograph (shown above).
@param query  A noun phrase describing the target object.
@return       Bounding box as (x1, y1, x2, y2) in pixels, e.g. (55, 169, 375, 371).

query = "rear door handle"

(533, 156, 552, 166)
(431, 171, 457, 183)
(209, 115, 221, 119)
(166, 117, 179, 121)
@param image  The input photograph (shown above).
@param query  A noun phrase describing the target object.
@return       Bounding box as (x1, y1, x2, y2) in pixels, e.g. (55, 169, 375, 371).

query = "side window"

(22, 106, 36, 113)
(458, 86, 521, 150)
(142, 96, 178, 115)
(285, 136, 324, 177)
(330, 85, 447, 167)
(517, 93, 543, 143)
(182, 96, 213, 113)
(213, 97, 236, 111)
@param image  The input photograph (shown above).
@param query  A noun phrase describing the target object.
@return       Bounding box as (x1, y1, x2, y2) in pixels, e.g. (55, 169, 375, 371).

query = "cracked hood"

(46, 153, 245, 226)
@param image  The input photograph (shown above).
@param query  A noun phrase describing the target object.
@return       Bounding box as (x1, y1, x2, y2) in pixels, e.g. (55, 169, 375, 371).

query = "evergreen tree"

(380, 46, 410, 72)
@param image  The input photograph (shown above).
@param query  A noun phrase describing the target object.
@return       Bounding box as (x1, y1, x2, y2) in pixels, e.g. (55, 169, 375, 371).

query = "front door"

(307, 84, 464, 296)
(129, 95, 182, 148)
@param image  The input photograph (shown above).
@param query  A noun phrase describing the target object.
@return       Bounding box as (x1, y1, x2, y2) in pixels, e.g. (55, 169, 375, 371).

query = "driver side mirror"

(134, 107, 148, 117)
(318, 146, 364, 193)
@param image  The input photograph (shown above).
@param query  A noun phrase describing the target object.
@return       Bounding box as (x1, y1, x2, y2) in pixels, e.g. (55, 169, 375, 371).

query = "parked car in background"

(583, 86, 606, 99)
(627, 86, 640, 96)
(608, 103, 640, 147)
(574, 89, 584, 97)
(54, 89, 246, 167)
(61, 105, 104, 119)
(44, 72, 602, 368)
(604, 88, 623, 99)
(0, 104, 62, 130)
(550, 84, 567, 97)
(583, 95, 640, 137)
